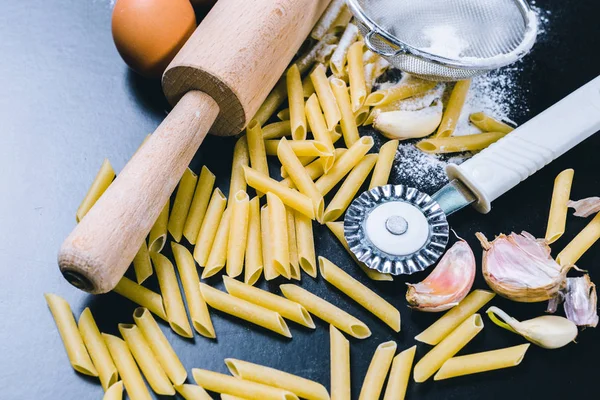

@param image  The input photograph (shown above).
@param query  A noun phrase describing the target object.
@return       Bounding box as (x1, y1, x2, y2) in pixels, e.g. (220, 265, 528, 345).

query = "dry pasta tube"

(556, 211, 600, 266)
(370, 140, 399, 189)
(183, 166, 216, 244)
(325, 221, 393, 281)
(132, 240, 152, 284)
(113, 277, 167, 321)
(45, 294, 97, 377)
(366, 80, 436, 107)
(417, 131, 508, 154)
(268, 192, 291, 279)
(330, 325, 350, 400)
(316, 136, 374, 195)
(435, 80, 471, 138)
(244, 166, 315, 219)
(287, 207, 301, 280)
(263, 120, 292, 140)
(223, 276, 314, 328)
(311, 64, 341, 130)
(168, 167, 198, 242)
(330, 78, 360, 147)
(330, 23, 359, 77)
(133, 307, 187, 385)
(78, 308, 118, 390)
(200, 283, 292, 338)
(310, 0, 345, 40)
(193, 188, 227, 266)
(103, 334, 152, 400)
(281, 149, 347, 189)
(261, 205, 278, 281)
(278, 108, 290, 121)
(118, 324, 174, 395)
(202, 208, 232, 279)
(76, 159, 115, 222)
(221, 395, 245, 400)
(324, 154, 378, 222)
(303, 74, 316, 98)
(253, 78, 287, 127)
(280, 284, 371, 339)
(175, 384, 213, 400)
(354, 106, 370, 127)
(415, 290, 495, 345)
(171, 242, 215, 338)
(413, 314, 484, 382)
(329, 4, 352, 34)
(347, 41, 367, 112)
(265, 140, 332, 158)
(287, 64, 307, 140)
(281, 155, 318, 179)
(246, 120, 269, 181)
(382, 346, 416, 400)
(245, 197, 263, 285)
(149, 201, 169, 253)
(225, 358, 328, 400)
(103, 381, 123, 400)
(305, 93, 334, 153)
(469, 112, 515, 134)
(358, 341, 397, 400)
(545, 169, 575, 244)
(319, 257, 400, 332)
(434, 344, 530, 380)
(227, 191, 250, 278)
(193, 369, 299, 400)
(230, 136, 250, 202)
(295, 211, 317, 278)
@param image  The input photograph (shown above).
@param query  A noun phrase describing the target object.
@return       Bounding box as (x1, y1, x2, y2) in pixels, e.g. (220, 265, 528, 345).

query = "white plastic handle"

(447, 76, 600, 213)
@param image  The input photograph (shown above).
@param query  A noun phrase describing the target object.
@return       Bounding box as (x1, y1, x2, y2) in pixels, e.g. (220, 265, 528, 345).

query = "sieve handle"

(364, 29, 405, 57)
(446, 76, 600, 213)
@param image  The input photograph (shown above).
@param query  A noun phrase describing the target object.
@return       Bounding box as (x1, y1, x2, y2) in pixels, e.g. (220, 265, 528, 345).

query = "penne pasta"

(132, 240, 153, 284)
(254, 78, 288, 127)
(263, 120, 292, 140)
(193, 369, 298, 400)
(265, 140, 332, 158)
(347, 41, 367, 112)
(330, 325, 350, 400)
(171, 242, 215, 338)
(151, 252, 193, 338)
(545, 169, 575, 244)
(330, 23, 359, 78)
(303, 75, 316, 98)
(223, 276, 314, 328)
(417, 131, 508, 154)
(103, 381, 123, 400)
(183, 166, 216, 244)
(287, 207, 301, 280)
(354, 106, 370, 127)
(133, 307, 187, 385)
(227, 191, 250, 278)
(194, 188, 227, 266)
(278, 108, 291, 121)
(244, 166, 315, 219)
(328, 4, 352, 34)
(168, 167, 197, 242)
(113, 277, 167, 321)
(382, 346, 416, 400)
(305, 93, 335, 155)
(366, 79, 437, 107)
(469, 112, 515, 134)
(202, 208, 232, 279)
(267, 192, 291, 279)
(369, 140, 399, 189)
(310, 64, 341, 130)
(281, 155, 318, 179)
(415, 290, 495, 345)
(261, 205, 278, 281)
(281, 149, 348, 189)
(103, 333, 152, 400)
(175, 384, 213, 400)
(280, 284, 371, 339)
(413, 314, 484, 382)
(78, 308, 118, 390)
(221, 395, 247, 400)
(434, 344, 530, 380)
(230, 136, 250, 203)
(149, 200, 169, 253)
(330, 78, 360, 147)
(225, 358, 328, 400)
(323, 154, 378, 222)
(326, 221, 393, 281)
(434, 80, 471, 138)
(287, 64, 307, 140)
(45, 294, 97, 377)
(76, 159, 115, 222)
(200, 283, 292, 337)
(310, 0, 345, 40)
(297, 33, 338, 74)
(246, 120, 269, 185)
(118, 324, 174, 395)
(316, 136, 374, 195)
(245, 197, 264, 285)
(319, 257, 400, 332)
(295, 210, 317, 278)
(556, 211, 600, 266)
(358, 341, 397, 400)
(277, 137, 325, 223)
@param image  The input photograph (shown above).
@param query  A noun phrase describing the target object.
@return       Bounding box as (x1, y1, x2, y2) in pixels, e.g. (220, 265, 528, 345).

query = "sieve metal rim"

(347, 0, 538, 71)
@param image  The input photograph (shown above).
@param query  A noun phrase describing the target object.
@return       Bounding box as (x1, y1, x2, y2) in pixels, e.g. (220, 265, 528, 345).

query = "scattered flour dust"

(421, 25, 469, 58)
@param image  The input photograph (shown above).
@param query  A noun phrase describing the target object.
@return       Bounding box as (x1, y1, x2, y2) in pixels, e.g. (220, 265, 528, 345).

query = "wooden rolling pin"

(58, 0, 331, 293)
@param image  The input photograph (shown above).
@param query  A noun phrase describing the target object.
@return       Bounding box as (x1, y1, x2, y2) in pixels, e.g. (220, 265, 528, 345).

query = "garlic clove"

(406, 240, 476, 312)
(373, 101, 443, 140)
(477, 231, 570, 302)
(487, 306, 578, 349)
(567, 197, 600, 218)
(564, 275, 598, 328)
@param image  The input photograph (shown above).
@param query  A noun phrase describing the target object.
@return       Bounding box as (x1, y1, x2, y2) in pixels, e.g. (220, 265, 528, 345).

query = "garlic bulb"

(477, 231, 570, 302)
(549, 275, 599, 328)
(373, 101, 442, 140)
(567, 197, 600, 217)
(487, 306, 577, 349)
(406, 240, 475, 312)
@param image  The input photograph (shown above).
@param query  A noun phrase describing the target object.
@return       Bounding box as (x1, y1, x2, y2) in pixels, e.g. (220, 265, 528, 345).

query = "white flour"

(421, 25, 469, 58)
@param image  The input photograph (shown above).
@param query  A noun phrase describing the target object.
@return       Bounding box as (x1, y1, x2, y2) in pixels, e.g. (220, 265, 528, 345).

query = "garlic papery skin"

(487, 306, 577, 349)
(477, 231, 570, 302)
(373, 101, 442, 140)
(567, 197, 600, 217)
(564, 275, 598, 328)
(406, 240, 476, 312)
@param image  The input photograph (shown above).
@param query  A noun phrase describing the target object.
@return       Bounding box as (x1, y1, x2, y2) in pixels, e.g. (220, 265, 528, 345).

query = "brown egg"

(112, 0, 196, 78)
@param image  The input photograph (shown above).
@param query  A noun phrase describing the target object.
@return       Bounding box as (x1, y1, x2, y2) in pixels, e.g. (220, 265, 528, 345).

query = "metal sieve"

(346, 0, 538, 81)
